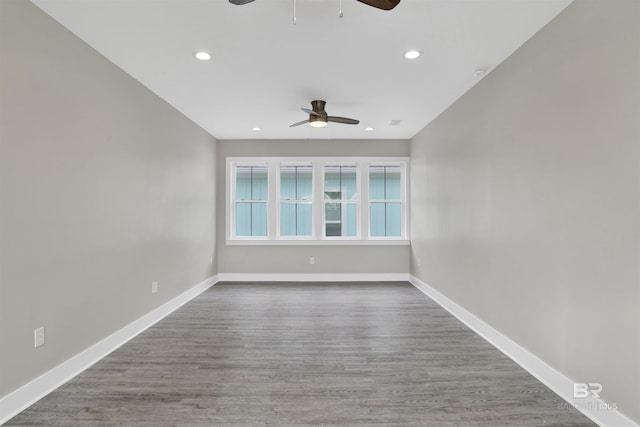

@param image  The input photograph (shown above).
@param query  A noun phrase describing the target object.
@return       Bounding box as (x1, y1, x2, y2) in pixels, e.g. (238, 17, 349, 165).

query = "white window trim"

(367, 161, 408, 240)
(226, 157, 410, 246)
(277, 162, 315, 240)
(322, 162, 360, 240)
(227, 162, 270, 240)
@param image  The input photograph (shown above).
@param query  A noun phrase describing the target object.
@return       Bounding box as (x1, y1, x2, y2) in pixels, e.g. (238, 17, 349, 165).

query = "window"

(233, 164, 268, 238)
(324, 165, 358, 237)
(369, 165, 402, 237)
(227, 157, 408, 244)
(280, 165, 313, 237)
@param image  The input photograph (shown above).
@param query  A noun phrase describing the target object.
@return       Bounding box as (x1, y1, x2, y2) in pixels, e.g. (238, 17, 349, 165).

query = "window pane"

(324, 165, 357, 200)
(326, 223, 341, 237)
(251, 202, 267, 236)
(280, 202, 296, 236)
(369, 165, 401, 200)
(252, 167, 268, 200)
(236, 166, 267, 201)
(281, 165, 312, 201)
(324, 202, 356, 237)
(236, 202, 267, 237)
(280, 167, 296, 201)
(235, 202, 251, 236)
(325, 202, 341, 222)
(385, 202, 402, 236)
(385, 167, 401, 200)
(370, 202, 401, 237)
(370, 202, 386, 237)
(345, 203, 357, 236)
(369, 166, 385, 200)
(297, 167, 312, 200)
(236, 167, 252, 200)
(280, 202, 312, 236)
(297, 203, 312, 235)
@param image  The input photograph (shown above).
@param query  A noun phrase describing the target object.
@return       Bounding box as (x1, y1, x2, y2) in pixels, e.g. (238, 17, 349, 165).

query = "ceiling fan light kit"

(309, 119, 328, 128)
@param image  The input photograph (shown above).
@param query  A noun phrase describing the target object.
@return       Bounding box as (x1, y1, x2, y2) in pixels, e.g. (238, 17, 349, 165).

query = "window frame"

(322, 162, 361, 240)
(228, 161, 270, 241)
(367, 162, 408, 240)
(226, 157, 409, 245)
(277, 162, 315, 240)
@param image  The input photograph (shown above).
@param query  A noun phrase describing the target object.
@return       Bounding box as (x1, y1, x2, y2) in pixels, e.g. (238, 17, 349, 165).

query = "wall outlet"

(151, 281, 158, 293)
(309, 256, 315, 265)
(34, 326, 45, 348)
(210, 256, 213, 265)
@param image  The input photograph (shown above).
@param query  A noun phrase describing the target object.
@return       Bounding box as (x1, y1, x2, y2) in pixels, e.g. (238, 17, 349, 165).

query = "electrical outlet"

(210, 256, 213, 265)
(34, 326, 45, 348)
(151, 281, 158, 293)
(309, 257, 315, 265)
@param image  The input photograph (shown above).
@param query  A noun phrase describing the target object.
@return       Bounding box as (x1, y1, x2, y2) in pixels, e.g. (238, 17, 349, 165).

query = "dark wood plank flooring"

(6, 282, 594, 426)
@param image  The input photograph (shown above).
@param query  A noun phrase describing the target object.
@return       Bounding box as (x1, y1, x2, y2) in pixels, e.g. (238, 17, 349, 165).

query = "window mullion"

(361, 163, 369, 239)
(315, 160, 324, 239)
(269, 162, 278, 240)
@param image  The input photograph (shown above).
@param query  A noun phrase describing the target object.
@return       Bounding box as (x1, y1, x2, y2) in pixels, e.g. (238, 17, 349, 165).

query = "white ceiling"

(32, 0, 572, 140)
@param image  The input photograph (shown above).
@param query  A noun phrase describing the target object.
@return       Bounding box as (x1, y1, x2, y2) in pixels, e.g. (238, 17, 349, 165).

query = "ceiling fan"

(290, 100, 360, 128)
(229, 0, 400, 11)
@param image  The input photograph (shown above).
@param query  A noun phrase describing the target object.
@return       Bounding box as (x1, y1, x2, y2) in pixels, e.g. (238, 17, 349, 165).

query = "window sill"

(226, 239, 410, 246)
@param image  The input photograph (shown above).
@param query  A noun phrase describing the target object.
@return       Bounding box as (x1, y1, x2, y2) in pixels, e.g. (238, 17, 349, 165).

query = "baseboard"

(0, 274, 219, 425)
(217, 273, 410, 282)
(409, 275, 638, 427)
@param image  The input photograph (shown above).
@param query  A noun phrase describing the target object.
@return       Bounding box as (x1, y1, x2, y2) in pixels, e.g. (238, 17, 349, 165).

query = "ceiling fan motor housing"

(311, 100, 327, 116)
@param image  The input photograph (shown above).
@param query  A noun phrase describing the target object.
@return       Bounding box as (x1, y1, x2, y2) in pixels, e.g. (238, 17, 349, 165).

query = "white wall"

(410, 0, 639, 423)
(0, 0, 217, 397)
(217, 139, 410, 277)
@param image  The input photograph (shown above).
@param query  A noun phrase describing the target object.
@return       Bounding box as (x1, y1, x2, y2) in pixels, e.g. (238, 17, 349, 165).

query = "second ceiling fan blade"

(355, 0, 400, 11)
(327, 116, 360, 125)
(301, 108, 319, 116)
(289, 119, 310, 128)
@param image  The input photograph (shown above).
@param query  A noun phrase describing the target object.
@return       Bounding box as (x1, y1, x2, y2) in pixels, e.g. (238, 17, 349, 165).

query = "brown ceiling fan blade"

(228, 0, 255, 5)
(356, 0, 400, 11)
(327, 116, 360, 125)
(289, 119, 310, 127)
(301, 108, 319, 116)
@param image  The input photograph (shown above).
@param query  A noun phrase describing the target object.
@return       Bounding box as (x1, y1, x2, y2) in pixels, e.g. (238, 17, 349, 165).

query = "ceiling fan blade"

(289, 119, 310, 128)
(356, 0, 400, 10)
(301, 108, 319, 116)
(228, 0, 255, 5)
(327, 116, 360, 125)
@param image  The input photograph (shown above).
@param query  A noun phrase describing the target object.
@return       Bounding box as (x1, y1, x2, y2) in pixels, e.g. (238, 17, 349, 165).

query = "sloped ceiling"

(32, 0, 572, 139)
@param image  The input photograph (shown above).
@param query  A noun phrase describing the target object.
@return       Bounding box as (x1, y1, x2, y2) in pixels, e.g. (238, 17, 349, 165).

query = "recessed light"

(194, 51, 211, 61)
(404, 50, 421, 60)
(252, 127, 261, 131)
(365, 127, 374, 131)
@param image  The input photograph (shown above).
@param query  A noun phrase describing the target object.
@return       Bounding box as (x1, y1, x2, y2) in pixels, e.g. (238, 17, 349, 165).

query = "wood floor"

(7, 282, 594, 426)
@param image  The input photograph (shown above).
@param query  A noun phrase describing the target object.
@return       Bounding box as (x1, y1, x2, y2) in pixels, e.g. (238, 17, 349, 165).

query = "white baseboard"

(217, 273, 410, 282)
(409, 275, 638, 427)
(0, 275, 219, 425)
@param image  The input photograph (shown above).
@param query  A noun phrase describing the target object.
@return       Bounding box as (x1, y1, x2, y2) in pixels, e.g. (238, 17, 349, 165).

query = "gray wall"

(410, 0, 639, 423)
(0, 0, 217, 397)
(217, 139, 410, 275)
